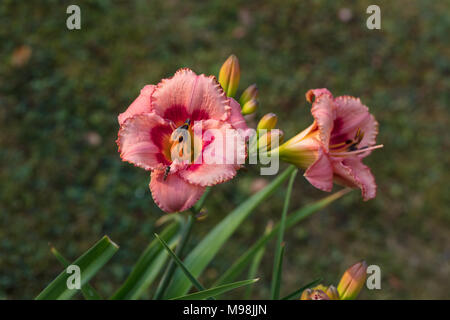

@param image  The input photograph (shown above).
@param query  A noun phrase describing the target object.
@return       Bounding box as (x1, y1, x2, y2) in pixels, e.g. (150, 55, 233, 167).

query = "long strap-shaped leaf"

(163, 165, 296, 299)
(153, 215, 194, 299)
(50, 246, 102, 300)
(243, 222, 272, 299)
(154, 233, 209, 294)
(171, 278, 259, 300)
(35, 236, 118, 300)
(110, 221, 181, 300)
(271, 169, 297, 299)
(214, 188, 351, 286)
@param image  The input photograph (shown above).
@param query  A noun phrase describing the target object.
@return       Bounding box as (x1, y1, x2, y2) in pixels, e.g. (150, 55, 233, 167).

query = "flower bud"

(337, 261, 368, 300)
(277, 125, 321, 169)
(300, 288, 330, 300)
(257, 113, 278, 131)
(301, 284, 339, 300)
(257, 129, 284, 152)
(195, 208, 208, 221)
(325, 285, 340, 300)
(241, 99, 258, 115)
(219, 54, 240, 98)
(239, 84, 258, 106)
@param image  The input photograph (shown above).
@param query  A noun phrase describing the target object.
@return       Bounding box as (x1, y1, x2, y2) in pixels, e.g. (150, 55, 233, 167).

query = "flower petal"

(331, 96, 379, 150)
(179, 119, 245, 187)
(150, 170, 205, 213)
(118, 85, 155, 126)
(332, 157, 376, 200)
(117, 113, 172, 170)
(151, 68, 230, 126)
(307, 89, 336, 151)
(228, 97, 250, 132)
(304, 147, 334, 192)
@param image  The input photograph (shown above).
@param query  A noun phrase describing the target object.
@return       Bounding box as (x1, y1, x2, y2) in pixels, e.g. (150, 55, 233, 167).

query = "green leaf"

(154, 233, 205, 292)
(163, 165, 296, 299)
(50, 246, 102, 300)
(281, 278, 323, 300)
(271, 169, 297, 299)
(110, 221, 181, 300)
(35, 236, 118, 300)
(214, 188, 351, 286)
(154, 215, 195, 300)
(243, 223, 271, 299)
(271, 243, 285, 300)
(171, 278, 259, 300)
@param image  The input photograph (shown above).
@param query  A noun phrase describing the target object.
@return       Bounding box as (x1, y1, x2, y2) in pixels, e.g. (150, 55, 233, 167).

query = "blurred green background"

(1, 0, 448, 299)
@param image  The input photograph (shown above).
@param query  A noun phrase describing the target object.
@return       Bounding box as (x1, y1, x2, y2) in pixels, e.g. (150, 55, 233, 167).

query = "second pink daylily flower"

(117, 68, 249, 213)
(276, 89, 383, 200)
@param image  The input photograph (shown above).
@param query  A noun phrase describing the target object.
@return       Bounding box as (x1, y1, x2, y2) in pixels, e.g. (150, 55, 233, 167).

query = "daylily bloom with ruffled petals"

(275, 89, 383, 200)
(117, 68, 249, 213)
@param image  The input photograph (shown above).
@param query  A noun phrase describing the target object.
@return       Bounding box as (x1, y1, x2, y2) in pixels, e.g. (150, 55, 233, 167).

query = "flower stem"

(270, 167, 298, 300)
(153, 213, 195, 299)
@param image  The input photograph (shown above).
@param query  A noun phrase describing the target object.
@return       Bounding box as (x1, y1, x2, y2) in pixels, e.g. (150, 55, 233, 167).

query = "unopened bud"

(219, 54, 240, 98)
(337, 261, 368, 300)
(241, 99, 258, 115)
(301, 284, 339, 300)
(258, 129, 284, 152)
(195, 208, 208, 221)
(257, 113, 278, 131)
(239, 84, 258, 106)
(300, 288, 330, 300)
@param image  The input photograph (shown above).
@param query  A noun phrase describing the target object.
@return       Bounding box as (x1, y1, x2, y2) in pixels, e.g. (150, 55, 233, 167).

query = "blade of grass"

(271, 243, 285, 300)
(35, 235, 118, 300)
(171, 278, 259, 300)
(110, 221, 181, 300)
(153, 214, 194, 300)
(243, 222, 272, 299)
(163, 165, 296, 299)
(271, 169, 297, 299)
(154, 233, 205, 292)
(50, 246, 102, 300)
(281, 278, 323, 300)
(214, 188, 351, 286)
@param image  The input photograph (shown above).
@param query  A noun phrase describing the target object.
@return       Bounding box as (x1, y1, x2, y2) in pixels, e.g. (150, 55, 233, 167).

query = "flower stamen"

(330, 144, 384, 157)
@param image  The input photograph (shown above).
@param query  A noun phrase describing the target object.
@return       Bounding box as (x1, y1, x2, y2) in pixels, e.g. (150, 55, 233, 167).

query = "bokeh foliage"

(0, 0, 448, 299)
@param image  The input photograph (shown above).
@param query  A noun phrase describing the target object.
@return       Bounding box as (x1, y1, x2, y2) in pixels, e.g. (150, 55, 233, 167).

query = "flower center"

(169, 118, 193, 163)
(329, 128, 383, 157)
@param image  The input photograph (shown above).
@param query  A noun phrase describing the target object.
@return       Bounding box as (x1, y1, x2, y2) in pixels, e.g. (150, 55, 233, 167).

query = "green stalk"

(243, 222, 271, 299)
(154, 233, 206, 292)
(271, 169, 298, 299)
(153, 214, 194, 299)
(214, 188, 351, 287)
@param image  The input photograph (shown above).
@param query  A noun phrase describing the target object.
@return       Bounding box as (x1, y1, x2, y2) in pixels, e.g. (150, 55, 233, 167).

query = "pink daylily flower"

(277, 88, 382, 200)
(117, 68, 249, 213)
